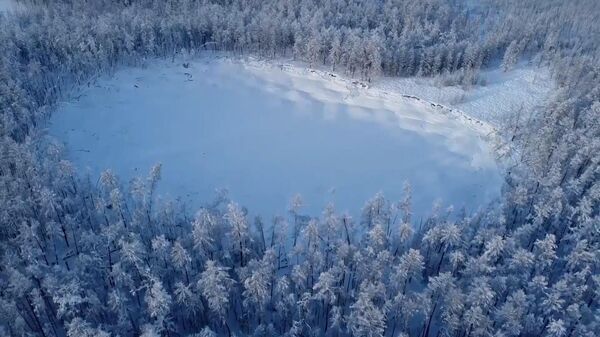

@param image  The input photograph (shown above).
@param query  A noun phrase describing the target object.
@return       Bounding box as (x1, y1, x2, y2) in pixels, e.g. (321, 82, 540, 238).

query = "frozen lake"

(50, 58, 502, 219)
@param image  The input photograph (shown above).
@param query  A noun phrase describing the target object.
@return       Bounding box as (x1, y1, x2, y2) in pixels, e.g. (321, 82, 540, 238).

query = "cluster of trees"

(0, 0, 599, 337)
(2, 159, 598, 337)
(1, 0, 597, 114)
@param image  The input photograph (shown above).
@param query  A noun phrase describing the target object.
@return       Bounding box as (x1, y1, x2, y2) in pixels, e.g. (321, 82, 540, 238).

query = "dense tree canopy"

(0, 1, 599, 337)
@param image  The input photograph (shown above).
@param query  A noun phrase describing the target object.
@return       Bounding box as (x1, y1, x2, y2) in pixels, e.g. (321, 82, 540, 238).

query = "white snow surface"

(50, 56, 506, 219)
(0, 0, 21, 13)
(377, 64, 551, 126)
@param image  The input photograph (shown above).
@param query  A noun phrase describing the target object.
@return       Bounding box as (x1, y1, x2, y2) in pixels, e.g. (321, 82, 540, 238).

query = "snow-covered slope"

(376, 65, 552, 126)
(50, 57, 503, 219)
(243, 59, 499, 138)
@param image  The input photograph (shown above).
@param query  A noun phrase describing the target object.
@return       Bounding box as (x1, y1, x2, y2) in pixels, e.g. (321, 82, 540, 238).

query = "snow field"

(51, 57, 510, 219)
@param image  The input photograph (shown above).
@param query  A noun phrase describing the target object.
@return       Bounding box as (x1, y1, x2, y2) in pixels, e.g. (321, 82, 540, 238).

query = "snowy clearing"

(376, 64, 552, 126)
(50, 57, 503, 219)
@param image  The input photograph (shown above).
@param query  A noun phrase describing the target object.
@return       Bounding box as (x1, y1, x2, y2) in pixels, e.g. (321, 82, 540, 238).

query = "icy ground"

(50, 57, 514, 220)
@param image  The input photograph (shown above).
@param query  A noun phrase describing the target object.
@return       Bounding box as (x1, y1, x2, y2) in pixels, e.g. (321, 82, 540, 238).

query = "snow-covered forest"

(0, 1, 599, 337)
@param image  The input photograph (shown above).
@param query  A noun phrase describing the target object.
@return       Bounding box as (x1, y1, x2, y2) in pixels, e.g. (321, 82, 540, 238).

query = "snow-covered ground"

(50, 57, 506, 220)
(0, 0, 21, 14)
(376, 65, 551, 126)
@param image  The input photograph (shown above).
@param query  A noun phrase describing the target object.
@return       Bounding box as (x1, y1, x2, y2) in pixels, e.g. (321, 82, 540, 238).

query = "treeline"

(1, 0, 597, 138)
(2, 0, 598, 140)
(3, 158, 599, 337)
(0, 0, 599, 337)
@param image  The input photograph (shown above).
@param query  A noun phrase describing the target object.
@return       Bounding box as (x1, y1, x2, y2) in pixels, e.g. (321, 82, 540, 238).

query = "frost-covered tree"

(197, 260, 235, 323)
(225, 202, 250, 267)
(348, 282, 387, 337)
(502, 40, 521, 72)
(145, 277, 172, 328)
